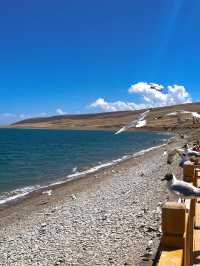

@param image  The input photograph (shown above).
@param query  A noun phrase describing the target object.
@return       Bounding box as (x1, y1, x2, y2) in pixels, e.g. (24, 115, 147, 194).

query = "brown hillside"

(10, 102, 200, 131)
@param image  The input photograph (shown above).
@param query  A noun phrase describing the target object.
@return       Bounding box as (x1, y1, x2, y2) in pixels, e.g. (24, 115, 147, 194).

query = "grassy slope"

(10, 102, 200, 131)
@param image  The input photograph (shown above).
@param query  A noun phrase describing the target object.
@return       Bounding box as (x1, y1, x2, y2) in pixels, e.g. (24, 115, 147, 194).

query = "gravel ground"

(0, 138, 182, 266)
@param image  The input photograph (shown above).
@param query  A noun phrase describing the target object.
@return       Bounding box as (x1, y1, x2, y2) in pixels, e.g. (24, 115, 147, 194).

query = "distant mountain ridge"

(10, 102, 200, 131)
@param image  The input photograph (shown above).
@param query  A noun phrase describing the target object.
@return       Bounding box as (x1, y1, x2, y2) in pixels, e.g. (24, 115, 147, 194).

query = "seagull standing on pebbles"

(167, 144, 200, 165)
(42, 190, 52, 196)
(162, 173, 200, 199)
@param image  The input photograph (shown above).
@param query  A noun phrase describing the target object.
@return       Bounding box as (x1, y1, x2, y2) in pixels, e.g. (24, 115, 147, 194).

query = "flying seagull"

(148, 83, 164, 91)
(115, 110, 150, 135)
(162, 173, 200, 199)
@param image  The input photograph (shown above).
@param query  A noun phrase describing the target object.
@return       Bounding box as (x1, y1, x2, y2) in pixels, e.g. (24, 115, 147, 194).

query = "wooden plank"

(195, 203, 200, 228)
(158, 249, 183, 266)
(185, 212, 191, 266)
(193, 201, 200, 265)
(196, 172, 200, 178)
(193, 229, 200, 265)
(191, 200, 196, 265)
(185, 199, 191, 210)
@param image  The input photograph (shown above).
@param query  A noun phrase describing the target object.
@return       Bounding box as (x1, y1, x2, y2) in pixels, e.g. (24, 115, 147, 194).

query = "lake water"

(0, 128, 169, 203)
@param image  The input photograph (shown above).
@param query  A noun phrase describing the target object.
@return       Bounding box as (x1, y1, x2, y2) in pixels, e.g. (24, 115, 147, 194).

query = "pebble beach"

(0, 136, 183, 266)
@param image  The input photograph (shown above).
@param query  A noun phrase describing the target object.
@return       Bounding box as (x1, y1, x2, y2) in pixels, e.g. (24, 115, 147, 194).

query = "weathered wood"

(195, 202, 200, 229)
(157, 164, 200, 266)
(190, 199, 195, 265)
(193, 195, 200, 265)
(158, 201, 191, 266)
(161, 202, 186, 250)
(183, 165, 195, 182)
(185, 212, 191, 266)
(158, 249, 183, 266)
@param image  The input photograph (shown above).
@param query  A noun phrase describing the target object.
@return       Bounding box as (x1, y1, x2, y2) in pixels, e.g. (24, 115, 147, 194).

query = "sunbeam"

(150, 0, 186, 79)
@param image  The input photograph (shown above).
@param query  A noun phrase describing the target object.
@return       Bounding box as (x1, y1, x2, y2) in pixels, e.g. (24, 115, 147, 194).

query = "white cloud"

(129, 82, 164, 93)
(90, 98, 116, 112)
(90, 98, 146, 112)
(90, 82, 192, 112)
(129, 82, 192, 107)
(56, 108, 66, 115)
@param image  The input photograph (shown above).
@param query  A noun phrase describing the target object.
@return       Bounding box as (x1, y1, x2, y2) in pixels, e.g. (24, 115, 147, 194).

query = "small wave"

(0, 185, 40, 205)
(0, 143, 167, 206)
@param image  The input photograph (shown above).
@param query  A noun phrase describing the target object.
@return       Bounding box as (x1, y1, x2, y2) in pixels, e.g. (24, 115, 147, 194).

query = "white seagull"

(148, 83, 164, 91)
(72, 166, 78, 173)
(162, 173, 200, 199)
(42, 190, 52, 196)
(167, 144, 200, 164)
(183, 144, 200, 157)
(115, 110, 150, 135)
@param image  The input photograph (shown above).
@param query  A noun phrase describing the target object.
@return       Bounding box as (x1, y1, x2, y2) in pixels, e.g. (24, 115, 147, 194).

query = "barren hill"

(10, 102, 200, 131)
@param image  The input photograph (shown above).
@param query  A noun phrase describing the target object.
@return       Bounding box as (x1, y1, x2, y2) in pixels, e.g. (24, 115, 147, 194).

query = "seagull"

(184, 144, 200, 157)
(148, 83, 164, 91)
(115, 110, 150, 135)
(71, 194, 77, 200)
(42, 190, 52, 196)
(163, 151, 168, 156)
(167, 145, 200, 164)
(162, 173, 200, 199)
(72, 166, 78, 173)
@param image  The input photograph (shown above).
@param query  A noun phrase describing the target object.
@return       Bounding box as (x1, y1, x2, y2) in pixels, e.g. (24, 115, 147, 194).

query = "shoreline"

(0, 133, 182, 266)
(1, 125, 169, 133)
(0, 137, 171, 210)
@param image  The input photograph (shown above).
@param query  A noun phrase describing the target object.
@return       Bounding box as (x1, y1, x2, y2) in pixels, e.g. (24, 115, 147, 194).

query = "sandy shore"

(0, 135, 184, 266)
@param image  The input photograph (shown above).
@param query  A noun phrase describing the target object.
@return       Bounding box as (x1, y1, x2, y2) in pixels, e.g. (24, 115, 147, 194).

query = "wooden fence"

(157, 164, 200, 266)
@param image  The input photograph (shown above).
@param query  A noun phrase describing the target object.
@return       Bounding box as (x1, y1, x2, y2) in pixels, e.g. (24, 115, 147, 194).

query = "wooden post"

(190, 199, 195, 265)
(161, 202, 186, 249)
(194, 167, 200, 187)
(183, 164, 195, 183)
(159, 201, 195, 266)
(185, 214, 190, 266)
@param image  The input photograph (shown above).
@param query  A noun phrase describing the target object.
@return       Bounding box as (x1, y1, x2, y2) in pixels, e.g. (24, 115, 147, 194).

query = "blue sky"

(0, 0, 199, 124)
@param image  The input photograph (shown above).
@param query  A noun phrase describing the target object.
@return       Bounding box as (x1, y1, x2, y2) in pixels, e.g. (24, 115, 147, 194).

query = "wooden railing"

(157, 163, 200, 266)
(158, 200, 194, 266)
